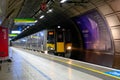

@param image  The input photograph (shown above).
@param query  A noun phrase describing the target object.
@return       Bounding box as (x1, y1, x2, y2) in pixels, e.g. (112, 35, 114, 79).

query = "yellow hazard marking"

(52, 58, 120, 79)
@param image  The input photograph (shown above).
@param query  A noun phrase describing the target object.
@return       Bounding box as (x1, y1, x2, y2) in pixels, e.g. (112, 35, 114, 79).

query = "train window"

(47, 31, 54, 43)
(48, 31, 54, 35)
(65, 30, 71, 42)
(57, 31, 64, 42)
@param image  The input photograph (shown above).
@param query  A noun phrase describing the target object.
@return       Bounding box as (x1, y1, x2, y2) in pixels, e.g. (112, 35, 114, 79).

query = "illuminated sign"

(14, 18, 36, 23)
(9, 34, 17, 37)
(14, 18, 37, 25)
(48, 31, 54, 35)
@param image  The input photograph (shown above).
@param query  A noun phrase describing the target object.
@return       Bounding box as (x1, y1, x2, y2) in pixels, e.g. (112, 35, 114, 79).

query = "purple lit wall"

(74, 9, 112, 50)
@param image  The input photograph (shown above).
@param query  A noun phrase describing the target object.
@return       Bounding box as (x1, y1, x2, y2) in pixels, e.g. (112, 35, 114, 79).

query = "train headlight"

(67, 46, 72, 50)
(50, 47, 54, 50)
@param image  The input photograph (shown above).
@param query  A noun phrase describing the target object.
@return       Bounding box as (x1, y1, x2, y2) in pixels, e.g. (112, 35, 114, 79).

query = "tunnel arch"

(11, 0, 120, 69)
(53, 0, 120, 69)
(71, 9, 114, 67)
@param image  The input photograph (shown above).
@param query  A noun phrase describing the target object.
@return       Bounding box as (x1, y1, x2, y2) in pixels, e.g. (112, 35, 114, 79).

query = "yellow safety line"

(13, 47, 120, 79)
(52, 58, 120, 79)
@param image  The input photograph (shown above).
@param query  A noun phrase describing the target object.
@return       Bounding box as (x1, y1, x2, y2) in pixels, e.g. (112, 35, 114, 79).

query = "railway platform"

(0, 47, 120, 80)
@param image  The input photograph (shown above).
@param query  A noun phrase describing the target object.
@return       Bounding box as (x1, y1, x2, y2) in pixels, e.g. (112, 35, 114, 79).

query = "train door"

(55, 28, 65, 56)
(55, 28, 72, 57)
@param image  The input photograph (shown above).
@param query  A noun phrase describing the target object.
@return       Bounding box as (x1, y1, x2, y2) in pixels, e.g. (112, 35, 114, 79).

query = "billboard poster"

(0, 26, 8, 57)
(74, 9, 112, 50)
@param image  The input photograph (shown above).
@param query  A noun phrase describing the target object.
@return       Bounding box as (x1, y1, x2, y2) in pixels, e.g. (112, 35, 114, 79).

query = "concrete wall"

(98, 0, 120, 69)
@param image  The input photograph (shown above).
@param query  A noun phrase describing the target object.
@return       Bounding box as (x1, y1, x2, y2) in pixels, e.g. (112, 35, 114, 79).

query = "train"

(12, 27, 72, 57)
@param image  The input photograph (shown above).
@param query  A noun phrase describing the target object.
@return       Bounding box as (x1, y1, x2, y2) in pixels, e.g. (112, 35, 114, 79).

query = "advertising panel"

(0, 26, 8, 57)
(74, 9, 112, 50)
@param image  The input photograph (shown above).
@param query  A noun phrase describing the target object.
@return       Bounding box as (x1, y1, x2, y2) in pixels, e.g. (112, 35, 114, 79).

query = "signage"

(9, 34, 17, 37)
(14, 18, 36, 25)
(0, 27, 8, 57)
(40, 2, 47, 11)
(48, 31, 54, 35)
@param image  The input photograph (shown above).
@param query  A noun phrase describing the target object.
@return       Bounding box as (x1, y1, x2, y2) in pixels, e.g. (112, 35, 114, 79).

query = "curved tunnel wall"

(73, 9, 113, 51)
(56, 0, 120, 69)
(71, 9, 114, 68)
(50, 0, 120, 68)
(91, 0, 120, 69)
(97, 0, 120, 69)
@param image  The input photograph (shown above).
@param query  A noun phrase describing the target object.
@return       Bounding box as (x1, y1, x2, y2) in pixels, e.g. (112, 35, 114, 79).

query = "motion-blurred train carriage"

(13, 28, 72, 57)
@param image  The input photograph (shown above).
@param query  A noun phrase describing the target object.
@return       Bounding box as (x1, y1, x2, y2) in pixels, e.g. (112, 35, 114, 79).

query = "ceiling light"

(27, 26, 30, 28)
(39, 15, 45, 19)
(11, 31, 21, 34)
(60, 0, 67, 3)
(35, 20, 38, 23)
(57, 26, 61, 28)
(47, 9, 53, 13)
(40, 32, 44, 36)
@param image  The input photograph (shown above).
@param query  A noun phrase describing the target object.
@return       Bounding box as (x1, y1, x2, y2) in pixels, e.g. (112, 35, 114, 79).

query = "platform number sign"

(40, 2, 47, 11)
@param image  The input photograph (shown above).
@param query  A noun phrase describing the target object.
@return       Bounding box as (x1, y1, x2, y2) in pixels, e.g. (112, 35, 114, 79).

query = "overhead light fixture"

(47, 9, 53, 13)
(40, 32, 44, 36)
(57, 26, 61, 28)
(60, 0, 89, 8)
(9, 34, 18, 37)
(27, 26, 30, 28)
(35, 20, 38, 23)
(60, 0, 67, 3)
(24, 28, 27, 30)
(11, 30, 21, 34)
(22, 30, 24, 32)
(39, 15, 45, 19)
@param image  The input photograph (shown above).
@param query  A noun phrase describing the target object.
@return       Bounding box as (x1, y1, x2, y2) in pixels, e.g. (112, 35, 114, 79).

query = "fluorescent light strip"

(35, 20, 38, 23)
(60, 0, 67, 3)
(47, 9, 53, 13)
(39, 15, 45, 19)
(11, 31, 21, 34)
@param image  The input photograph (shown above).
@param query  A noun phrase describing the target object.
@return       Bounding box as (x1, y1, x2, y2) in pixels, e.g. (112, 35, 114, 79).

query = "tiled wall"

(91, 0, 120, 69)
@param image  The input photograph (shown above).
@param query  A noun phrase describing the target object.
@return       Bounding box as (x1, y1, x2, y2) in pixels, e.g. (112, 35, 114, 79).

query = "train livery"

(13, 28, 72, 57)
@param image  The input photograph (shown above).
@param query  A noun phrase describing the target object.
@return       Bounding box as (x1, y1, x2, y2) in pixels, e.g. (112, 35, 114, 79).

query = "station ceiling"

(0, 0, 111, 40)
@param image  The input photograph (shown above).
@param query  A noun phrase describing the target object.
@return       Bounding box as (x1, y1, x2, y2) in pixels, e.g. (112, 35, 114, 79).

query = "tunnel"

(1, 0, 120, 69)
